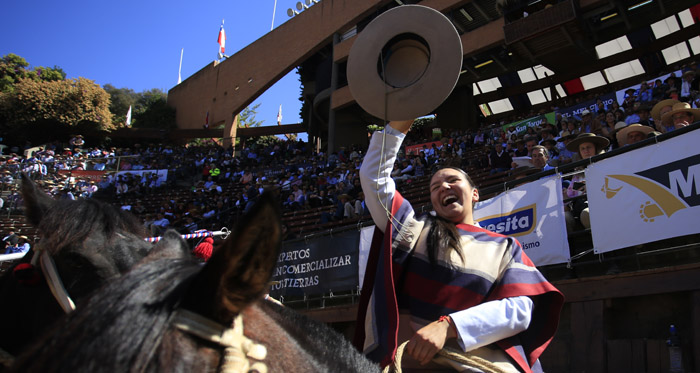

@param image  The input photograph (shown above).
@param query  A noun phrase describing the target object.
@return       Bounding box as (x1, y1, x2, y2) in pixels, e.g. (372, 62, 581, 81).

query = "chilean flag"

(217, 20, 226, 60)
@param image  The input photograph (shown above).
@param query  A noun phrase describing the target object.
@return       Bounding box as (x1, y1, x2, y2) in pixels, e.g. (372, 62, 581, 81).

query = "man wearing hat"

(566, 133, 609, 160)
(580, 109, 594, 133)
(680, 70, 695, 102)
(661, 102, 700, 130)
(616, 124, 654, 147)
(565, 133, 610, 229)
(650, 98, 681, 133)
(2, 228, 19, 248)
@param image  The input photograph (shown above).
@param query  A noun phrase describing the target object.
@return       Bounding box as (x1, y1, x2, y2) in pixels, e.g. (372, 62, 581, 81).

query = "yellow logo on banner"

(601, 175, 688, 223)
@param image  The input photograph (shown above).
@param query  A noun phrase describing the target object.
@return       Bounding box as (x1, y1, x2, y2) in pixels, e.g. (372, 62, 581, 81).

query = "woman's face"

(606, 112, 614, 123)
(430, 168, 479, 224)
(579, 142, 597, 159)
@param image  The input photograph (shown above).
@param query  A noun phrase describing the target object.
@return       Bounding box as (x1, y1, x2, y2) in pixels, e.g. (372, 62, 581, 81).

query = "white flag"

(277, 104, 282, 125)
(178, 48, 183, 84)
(125, 106, 132, 127)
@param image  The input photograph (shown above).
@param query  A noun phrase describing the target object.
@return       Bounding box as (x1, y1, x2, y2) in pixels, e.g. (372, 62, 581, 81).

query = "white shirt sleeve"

(359, 126, 405, 233)
(449, 295, 534, 352)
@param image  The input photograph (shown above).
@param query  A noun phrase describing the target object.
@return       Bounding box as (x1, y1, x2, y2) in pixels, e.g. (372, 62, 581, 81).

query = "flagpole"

(178, 48, 183, 84)
(271, 0, 278, 31)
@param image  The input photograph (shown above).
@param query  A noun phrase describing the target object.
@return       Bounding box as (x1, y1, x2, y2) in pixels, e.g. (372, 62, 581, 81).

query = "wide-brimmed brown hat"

(660, 102, 700, 126)
(616, 124, 654, 146)
(347, 5, 462, 121)
(650, 99, 680, 122)
(566, 133, 610, 153)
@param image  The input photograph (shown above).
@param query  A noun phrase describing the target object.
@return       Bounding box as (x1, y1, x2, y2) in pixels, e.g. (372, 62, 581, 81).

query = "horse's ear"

(181, 191, 282, 325)
(140, 229, 191, 264)
(21, 173, 54, 226)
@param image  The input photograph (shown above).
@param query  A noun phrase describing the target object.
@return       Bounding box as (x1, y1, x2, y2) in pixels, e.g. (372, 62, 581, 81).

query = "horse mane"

(37, 197, 147, 255)
(260, 301, 380, 372)
(11, 258, 200, 372)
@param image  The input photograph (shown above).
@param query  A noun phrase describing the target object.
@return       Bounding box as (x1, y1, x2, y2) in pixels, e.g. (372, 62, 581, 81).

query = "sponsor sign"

(269, 230, 359, 297)
(405, 141, 444, 156)
(57, 170, 107, 182)
(501, 112, 557, 135)
(474, 176, 570, 266)
(115, 169, 168, 184)
(556, 92, 616, 120)
(587, 127, 700, 253)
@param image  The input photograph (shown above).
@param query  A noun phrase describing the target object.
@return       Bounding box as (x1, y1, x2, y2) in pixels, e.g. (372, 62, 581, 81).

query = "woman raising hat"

(356, 120, 563, 372)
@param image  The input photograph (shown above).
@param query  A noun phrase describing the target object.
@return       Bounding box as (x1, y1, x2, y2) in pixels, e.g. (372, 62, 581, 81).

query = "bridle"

(173, 309, 268, 373)
(0, 248, 76, 367)
(32, 249, 76, 313)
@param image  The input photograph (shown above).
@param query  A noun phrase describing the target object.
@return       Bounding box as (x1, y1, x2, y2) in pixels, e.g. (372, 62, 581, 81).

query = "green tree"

(103, 84, 138, 124)
(0, 54, 66, 93)
(237, 103, 264, 128)
(132, 89, 175, 130)
(0, 76, 113, 130)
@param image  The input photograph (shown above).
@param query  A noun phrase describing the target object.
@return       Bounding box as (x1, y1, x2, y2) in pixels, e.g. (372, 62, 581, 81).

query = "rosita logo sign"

(477, 204, 537, 237)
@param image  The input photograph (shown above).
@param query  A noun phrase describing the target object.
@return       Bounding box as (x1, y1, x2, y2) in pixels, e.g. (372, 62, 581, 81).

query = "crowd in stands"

(0, 61, 698, 244)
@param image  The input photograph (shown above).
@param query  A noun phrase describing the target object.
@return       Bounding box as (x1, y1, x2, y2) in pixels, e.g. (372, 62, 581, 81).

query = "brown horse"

(10, 191, 379, 372)
(0, 174, 157, 359)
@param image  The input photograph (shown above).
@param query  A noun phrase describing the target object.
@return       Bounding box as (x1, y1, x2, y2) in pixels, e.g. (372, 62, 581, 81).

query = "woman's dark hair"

(425, 167, 477, 265)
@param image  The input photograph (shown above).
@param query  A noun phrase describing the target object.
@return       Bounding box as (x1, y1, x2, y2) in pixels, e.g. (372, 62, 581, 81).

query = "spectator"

(660, 102, 700, 131)
(489, 143, 512, 173)
(616, 124, 654, 147)
(650, 99, 681, 133)
(564, 133, 610, 230)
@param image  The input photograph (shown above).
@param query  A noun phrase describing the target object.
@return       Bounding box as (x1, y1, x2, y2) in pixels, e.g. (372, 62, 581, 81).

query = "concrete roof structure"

(168, 0, 700, 150)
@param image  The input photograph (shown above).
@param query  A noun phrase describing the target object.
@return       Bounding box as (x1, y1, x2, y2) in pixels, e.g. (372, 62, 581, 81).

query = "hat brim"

(660, 105, 700, 126)
(566, 133, 610, 152)
(616, 124, 655, 146)
(347, 5, 463, 121)
(650, 99, 680, 121)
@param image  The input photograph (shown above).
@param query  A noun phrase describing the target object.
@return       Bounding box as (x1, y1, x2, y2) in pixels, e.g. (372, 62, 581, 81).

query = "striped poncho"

(354, 192, 563, 372)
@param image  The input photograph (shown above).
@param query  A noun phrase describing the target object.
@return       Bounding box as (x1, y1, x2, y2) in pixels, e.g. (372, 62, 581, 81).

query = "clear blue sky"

(1, 0, 304, 137)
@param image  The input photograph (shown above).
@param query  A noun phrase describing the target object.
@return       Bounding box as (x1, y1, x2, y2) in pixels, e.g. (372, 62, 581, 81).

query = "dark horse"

(0, 174, 156, 358)
(10, 191, 379, 372)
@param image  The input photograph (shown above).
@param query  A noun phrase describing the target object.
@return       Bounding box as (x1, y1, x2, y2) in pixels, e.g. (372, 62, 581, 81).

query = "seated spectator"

(4, 235, 30, 255)
(489, 143, 512, 174)
(660, 102, 700, 131)
(149, 213, 170, 236)
(616, 124, 654, 147)
(339, 194, 358, 220)
(564, 133, 610, 230)
(530, 145, 555, 171)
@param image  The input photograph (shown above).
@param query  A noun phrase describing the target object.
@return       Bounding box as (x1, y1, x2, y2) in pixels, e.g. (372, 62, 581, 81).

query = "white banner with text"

(587, 128, 700, 253)
(474, 176, 570, 266)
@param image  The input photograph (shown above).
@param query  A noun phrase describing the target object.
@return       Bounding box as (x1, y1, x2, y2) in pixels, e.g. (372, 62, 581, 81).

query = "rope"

(173, 309, 267, 373)
(144, 228, 230, 243)
(0, 346, 14, 367)
(383, 341, 506, 373)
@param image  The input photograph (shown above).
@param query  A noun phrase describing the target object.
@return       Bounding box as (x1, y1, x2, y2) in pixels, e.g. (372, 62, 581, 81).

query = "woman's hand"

(405, 317, 457, 365)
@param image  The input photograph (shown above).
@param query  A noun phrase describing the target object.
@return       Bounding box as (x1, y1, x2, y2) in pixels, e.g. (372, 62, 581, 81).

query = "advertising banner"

(474, 176, 570, 266)
(556, 92, 616, 120)
(501, 112, 557, 135)
(269, 229, 360, 297)
(405, 141, 443, 156)
(115, 169, 168, 184)
(587, 128, 700, 253)
(57, 170, 107, 182)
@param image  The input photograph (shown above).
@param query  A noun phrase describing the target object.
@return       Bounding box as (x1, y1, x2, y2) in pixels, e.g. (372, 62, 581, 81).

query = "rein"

(173, 309, 268, 373)
(383, 341, 506, 373)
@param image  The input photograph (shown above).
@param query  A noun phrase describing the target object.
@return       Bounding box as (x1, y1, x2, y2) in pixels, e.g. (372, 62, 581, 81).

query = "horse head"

(0, 174, 156, 357)
(11, 191, 379, 372)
